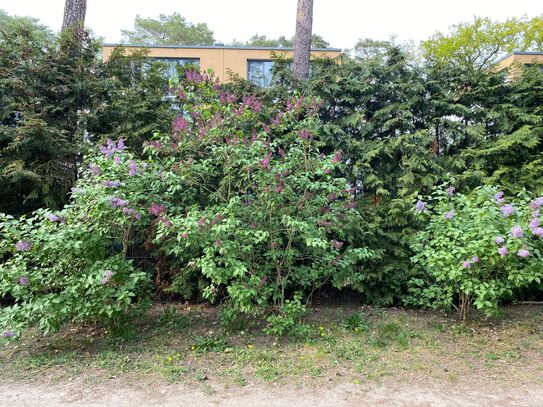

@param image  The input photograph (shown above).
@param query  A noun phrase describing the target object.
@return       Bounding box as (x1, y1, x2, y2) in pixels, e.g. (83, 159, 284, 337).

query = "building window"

(149, 57, 200, 79)
(247, 60, 274, 87)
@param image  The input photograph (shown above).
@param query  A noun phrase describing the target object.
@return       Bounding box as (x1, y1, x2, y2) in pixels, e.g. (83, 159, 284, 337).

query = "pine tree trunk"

(293, 0, 313, 80)
(62, 0, 87, 34)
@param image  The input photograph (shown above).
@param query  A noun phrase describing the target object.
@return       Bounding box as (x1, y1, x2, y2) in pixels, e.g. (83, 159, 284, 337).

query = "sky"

(0, 0, 541, 49)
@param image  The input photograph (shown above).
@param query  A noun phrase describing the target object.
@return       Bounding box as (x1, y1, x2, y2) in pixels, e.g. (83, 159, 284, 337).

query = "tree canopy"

(232, 34, 330, 48)
(121, 13, 215, 45)
(422, 16, 543, 70)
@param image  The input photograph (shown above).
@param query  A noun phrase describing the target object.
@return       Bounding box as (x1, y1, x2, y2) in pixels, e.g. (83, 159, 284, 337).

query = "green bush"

(410, 185, 543, 320)
(0, 69, 374, 339)
(263, 295, 311, 337)
(0, 210, 150, 338)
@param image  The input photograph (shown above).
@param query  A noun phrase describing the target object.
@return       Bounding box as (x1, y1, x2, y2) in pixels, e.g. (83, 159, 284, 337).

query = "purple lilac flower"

(242, 95, 262, 112)
(103, 180, 121, 188)
(471, 256, 480, 263)
(498, 246, 508, 256)
(113, 155, 122, 165)
(275, 184, 284, 193)
(19, 276, 29, 286)
(185, 70, 203, 84)
(495, 191, 505, 205)
(286, 99, 294, 111)
(109, 197, 129, 208)
(501, 204, 515, 217)
(148, 203, 166, 216)
(99, 138, 125, 158)
(517, 249, 530, 258)
(510, 225, 524, 238)
(415, 200, 427, 212)
(258, 152, 272, 169)
(47, 213, 62, 222)
(495, 236, 505, 245)
(444, 210, 455, 219)
(531, 197, 543, 209)
(123, 207, 134, 214)
(533, 210, 540, 218)
(100, 270, 113, 285)
(332, 151, 342, 164)
(2, 331, 14, 338)
(15, 240, 32, 252)
(463, 261, 471, 269)
(128, 160, 138, 177)
(298, 129, 312, 141)
(172, 115, 189, 134)
(89, 164, 101, 176)
(272, 112, 283, 125)
(529, 218, 540, 230)
(122, 207, 141, 221)
(331, 240, 344, 250)
(159, 217, 173, 228)
(197, 217, 206, 227)
(532, 227, 543, 237)
(446, 186, 455, 196)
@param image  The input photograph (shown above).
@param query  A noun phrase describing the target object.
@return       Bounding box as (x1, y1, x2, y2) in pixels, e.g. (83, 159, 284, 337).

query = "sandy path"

(1, 380, 541, 407)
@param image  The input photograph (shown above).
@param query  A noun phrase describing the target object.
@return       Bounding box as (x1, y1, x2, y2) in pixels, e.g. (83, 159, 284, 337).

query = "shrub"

(153, 71, 374, 318)
(410, 185, 543, 320)
(263, 294, 311, 337)
(0, 69, 374, 338)
(0, 210, 150, 338)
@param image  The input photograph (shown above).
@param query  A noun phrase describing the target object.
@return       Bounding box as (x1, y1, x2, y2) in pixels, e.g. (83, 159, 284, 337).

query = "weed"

(428, 320, 447, 333)
(192, 335, 227, 353)
(342, 312, 370, 332)
(163, 365, 188, 383)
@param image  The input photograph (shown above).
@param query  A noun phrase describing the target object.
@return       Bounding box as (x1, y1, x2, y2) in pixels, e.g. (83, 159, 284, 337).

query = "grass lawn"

(1, 303, 542, 390)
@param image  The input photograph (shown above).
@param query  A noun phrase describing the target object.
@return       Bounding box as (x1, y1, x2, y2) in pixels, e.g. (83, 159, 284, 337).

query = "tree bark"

(293, 0, 313, 80)
(62, 0, 87, 35)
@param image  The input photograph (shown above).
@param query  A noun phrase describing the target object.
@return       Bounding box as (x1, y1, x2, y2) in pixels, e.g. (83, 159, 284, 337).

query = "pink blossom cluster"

(148, 203, 166, 216)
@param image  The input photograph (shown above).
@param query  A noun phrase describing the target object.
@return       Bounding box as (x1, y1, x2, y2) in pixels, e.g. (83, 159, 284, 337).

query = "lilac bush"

(0, 209, 149, 339)
(410, 185, 543, 320)
(0, 69, 374, 337)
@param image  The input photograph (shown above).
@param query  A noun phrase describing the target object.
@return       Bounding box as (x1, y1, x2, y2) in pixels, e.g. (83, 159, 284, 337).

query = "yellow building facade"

(102, 44, 342, 85)
(495, 52, 543, 79)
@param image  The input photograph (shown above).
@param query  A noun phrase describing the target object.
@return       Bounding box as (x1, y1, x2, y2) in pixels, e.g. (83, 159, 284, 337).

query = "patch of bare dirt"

(1, 378, 541, 407)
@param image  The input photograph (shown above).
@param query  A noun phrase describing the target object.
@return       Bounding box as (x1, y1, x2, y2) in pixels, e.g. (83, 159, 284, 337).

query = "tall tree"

(293, 0, 314, 80)
(61, 0, 87, 35)
(238, 33, 329, 48)
(422, 16, 543, 70)
(121, 13, 214, 45)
